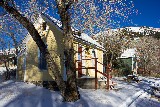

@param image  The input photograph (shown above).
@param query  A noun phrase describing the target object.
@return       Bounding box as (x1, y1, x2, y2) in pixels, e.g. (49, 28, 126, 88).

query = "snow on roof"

(43, 15, 62, 28)
(0, 48, 16, 55)
(41, 13, 63, 31)
(19, 15, 45, 45)
(40, 13, 105, 50)
(120, 48, 136, 58)
(75, 33, 105, 50)
(19, 13, 104, 52)
(81, 33, 103, 47)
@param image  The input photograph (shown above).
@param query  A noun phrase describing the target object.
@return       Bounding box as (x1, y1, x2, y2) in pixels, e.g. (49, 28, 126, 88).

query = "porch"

(76, 58, 116, 90)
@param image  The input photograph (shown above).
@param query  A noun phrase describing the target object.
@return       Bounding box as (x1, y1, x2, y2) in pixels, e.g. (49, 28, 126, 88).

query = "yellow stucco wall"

(74, 42, 104, 78)
(17, 55, 25, 81)
(18, 16, 104, 82)
(18, 17, 64, 82)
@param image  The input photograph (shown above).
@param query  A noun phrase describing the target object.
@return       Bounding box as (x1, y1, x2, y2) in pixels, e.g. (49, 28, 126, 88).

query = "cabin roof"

(19, 13, 105, 56)
(41, 13, 105, 51)
(120, 48, 136, 58)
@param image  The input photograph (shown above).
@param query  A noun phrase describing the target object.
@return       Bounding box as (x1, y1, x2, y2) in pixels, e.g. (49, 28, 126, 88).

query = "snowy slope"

(125, 27, 160, 32)
(95, 26, 160, 37)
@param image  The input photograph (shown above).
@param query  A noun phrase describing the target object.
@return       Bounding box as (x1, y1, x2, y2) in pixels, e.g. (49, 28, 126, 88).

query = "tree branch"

(0, 0, 46, 52)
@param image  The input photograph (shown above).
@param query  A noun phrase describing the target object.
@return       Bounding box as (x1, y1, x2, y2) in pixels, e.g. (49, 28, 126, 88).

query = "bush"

(113, 59, 132, 76)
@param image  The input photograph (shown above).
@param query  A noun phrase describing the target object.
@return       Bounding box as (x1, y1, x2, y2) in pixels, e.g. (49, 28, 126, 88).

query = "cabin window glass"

(42, 22, 47, 30)
(92, 49, 96, 66)
(92, 49, 96, 58)
(63, 54, 67, 81)
(23, 55, 26, 71)
(38, 49, 47, 70)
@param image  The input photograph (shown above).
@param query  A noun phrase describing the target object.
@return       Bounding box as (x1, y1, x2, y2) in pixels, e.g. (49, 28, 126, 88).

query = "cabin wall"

(17, 55, 25, 81)
(85, 48, 103, 78)
(97, 49, 104, 77)
(17, 16, 104, 83)
(74, 43, 104, 78)
(17, 18, 64, 82)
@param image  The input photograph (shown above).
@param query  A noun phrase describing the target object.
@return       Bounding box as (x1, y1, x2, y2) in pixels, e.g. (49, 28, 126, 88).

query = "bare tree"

(0, 37, 11, 80)
(71, 0, 137, 75)
(0, 14, 25, 63)
(70, 0, 137, 71)
(131, 36, 160, 77)
(94, 29, 131, 71)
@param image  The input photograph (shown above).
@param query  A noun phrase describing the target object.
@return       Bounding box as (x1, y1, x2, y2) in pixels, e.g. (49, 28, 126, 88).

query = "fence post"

(95, 58, 97, 90)
(107, 64, 111, 90)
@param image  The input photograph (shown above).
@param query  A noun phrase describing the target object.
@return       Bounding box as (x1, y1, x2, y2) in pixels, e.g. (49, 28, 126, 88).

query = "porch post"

(107, 64, 110, 90)
(95, 58, 97, 90)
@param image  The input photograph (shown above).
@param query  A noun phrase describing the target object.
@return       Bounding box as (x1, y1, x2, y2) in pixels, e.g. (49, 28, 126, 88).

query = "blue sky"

(0, 0, 160, 49)
(49, 0, 160, 29)
(132, 0, 160, 28)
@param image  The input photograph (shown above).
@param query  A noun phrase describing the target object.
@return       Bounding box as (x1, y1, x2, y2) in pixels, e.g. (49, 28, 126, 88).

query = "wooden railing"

(75, 58, 111, 90)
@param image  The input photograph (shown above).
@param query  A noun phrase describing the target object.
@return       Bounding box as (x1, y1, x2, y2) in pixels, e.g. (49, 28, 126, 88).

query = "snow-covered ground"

(0, 67, 7, 75)
(0, 66, 17, 82)
(0, 67, 6, 83)
(0, 77, 159, 107)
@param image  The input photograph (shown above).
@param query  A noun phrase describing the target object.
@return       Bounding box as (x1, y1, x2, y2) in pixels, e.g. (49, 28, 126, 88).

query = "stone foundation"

(77, 78, 107, 89)
(26, 79, 108, 90)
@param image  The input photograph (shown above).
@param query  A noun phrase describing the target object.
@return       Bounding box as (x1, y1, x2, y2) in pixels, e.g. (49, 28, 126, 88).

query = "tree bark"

(56, 1, 80, 101)
(4, 59, 10, 80)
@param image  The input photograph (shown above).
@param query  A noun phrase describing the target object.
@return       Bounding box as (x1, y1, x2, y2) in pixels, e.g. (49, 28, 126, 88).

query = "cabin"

(17, 13, 107, 89)
(120, 48, 138, 75)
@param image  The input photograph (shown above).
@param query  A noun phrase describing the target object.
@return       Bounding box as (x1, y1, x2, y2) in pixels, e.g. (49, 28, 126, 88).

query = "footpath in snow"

(0, 77, 159, 107)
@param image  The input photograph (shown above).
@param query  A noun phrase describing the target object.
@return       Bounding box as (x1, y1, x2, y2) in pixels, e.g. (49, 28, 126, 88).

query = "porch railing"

(75, 58, 111, 90)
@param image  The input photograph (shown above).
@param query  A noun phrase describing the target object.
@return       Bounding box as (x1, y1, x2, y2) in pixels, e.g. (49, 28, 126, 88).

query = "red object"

(110, 75, 112, 78)
(78, 45, 82, 78)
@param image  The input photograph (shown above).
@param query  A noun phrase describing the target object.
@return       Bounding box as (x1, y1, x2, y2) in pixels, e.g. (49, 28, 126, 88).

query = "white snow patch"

(120, 48, 136, 58)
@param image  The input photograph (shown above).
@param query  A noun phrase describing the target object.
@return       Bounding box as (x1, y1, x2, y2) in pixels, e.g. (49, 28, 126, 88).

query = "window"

(23, 55, 26, 71)
(92, 49, 96, 58)
(91, 49, 96, 67)
(38, 49, 47, 70)
(42, 22, 47, 30)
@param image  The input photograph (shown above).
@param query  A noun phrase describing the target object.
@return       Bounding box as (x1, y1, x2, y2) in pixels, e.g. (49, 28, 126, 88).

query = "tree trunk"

(10, 33, 18, 65)
(110, 52, 114, 68)
(57, 2, 80, 101)
(4, 60, 10, 80)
